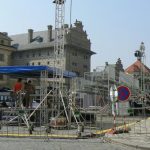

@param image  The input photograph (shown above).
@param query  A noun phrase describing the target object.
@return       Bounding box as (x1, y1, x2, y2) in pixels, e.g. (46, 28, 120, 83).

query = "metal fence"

(0, 67, 150, 139)
(1, 105, 150, 139)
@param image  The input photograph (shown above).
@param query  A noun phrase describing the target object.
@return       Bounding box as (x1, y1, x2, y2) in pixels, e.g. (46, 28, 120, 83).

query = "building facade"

(125, 59, 150, 94)
(11, 20, 95, 77)
(0, 32, 15, 85)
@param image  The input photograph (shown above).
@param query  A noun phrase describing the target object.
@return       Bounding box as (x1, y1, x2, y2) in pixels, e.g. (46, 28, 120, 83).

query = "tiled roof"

(125, 60, 150, 74)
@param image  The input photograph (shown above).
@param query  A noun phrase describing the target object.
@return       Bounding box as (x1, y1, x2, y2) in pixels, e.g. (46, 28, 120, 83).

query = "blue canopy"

(0, 66, 77, 78)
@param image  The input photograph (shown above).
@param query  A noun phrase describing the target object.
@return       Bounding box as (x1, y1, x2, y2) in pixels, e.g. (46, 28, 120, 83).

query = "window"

(1, 40, 4, 45)
(39, 52, 41, 56)
(32, 62, 34, 66)
(47, 51, 50, 56)
(47, 61, 50, 65)
(83, 65, 88, 69)
(19, 54, 22, 58)
(0, 54, 4, 61)
(26, 63, 29, 66)
(38, 62, 41, 65)
(32, 53, 35, 57)
(84, 55, 88, 59)
(72, 51, 77, 56)
(72, 62, 77, 66)
(75, 52, 77, 56)
(75, 71, 80, 76)
(26, 54, 29, 58)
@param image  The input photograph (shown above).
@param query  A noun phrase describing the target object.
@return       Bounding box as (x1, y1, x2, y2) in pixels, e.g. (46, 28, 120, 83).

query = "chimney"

(47, 25, 53, 42)
(28, 29, 33, 43)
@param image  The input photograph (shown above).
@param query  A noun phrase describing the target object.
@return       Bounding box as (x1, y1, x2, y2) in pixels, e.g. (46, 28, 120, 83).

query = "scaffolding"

(71, 66, 113, 114)
(1, 1, 150, 140)
(53, 0, 65, 117)
(40, 70, 48, 125)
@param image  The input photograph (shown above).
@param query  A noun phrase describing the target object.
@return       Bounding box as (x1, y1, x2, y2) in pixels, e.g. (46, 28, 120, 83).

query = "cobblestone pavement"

(0, 137, 137, 150)
(105, 117, 150, 150)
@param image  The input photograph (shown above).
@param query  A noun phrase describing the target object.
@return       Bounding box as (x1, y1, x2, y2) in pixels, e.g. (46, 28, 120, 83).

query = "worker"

(24, 80, 35, 108)
(13, 78, 23, 92)
(13, 78, 23, 107)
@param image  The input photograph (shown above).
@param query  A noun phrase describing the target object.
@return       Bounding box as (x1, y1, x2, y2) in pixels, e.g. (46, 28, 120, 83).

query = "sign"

(117, 86, 131, 102)
(110, 85, 118, 102)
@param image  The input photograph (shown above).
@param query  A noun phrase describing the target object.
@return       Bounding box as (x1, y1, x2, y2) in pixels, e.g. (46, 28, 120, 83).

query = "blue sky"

(0, 0, 150, 70)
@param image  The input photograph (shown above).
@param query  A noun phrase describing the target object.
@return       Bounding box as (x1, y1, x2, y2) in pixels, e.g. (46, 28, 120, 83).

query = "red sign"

(117, 86, 131, 102)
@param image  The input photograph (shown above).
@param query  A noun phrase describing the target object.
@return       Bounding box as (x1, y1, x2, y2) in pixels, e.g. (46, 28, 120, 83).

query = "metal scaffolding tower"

(134, 42, 146, 102)
(40, 70, 48, 125)
(136, 42, 147, 118)
(53, 0, 65, 116)
(139, 42, 146, 93)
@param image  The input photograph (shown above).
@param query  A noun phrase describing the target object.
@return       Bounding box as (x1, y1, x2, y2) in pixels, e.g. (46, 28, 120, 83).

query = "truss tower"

(53, 0, 65, 116)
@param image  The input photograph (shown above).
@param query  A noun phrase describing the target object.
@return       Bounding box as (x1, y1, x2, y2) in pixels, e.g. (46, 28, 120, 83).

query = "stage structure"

(0, 65, 76, 133)
(52, 0, 66, 117)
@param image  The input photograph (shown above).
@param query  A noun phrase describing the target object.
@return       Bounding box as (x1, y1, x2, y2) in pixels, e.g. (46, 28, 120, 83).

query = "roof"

(10, 30, 58, 50)
(10, 21, 95, 54)
(11, 30, 57, 45)
(125, 60, 150, 74)
(0, 66, 77, 78)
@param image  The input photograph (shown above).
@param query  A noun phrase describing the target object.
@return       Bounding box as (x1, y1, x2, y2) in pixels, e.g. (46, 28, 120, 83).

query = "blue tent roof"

(0, 66, 77, 78)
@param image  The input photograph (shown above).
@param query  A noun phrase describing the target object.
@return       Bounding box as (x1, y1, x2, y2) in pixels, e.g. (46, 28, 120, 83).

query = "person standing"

(13, 78, 23, 107)
(13, 78, 23, 93)
(24, 80, 35, 108)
